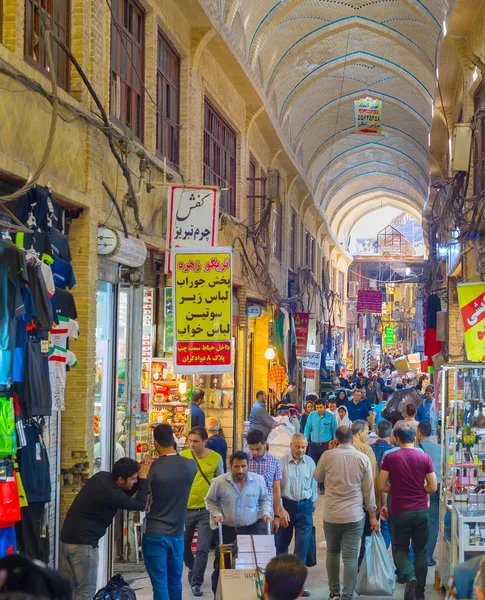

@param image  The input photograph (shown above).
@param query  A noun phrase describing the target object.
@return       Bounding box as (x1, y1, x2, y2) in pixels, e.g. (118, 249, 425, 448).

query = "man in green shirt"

(181, 426, 223, 597)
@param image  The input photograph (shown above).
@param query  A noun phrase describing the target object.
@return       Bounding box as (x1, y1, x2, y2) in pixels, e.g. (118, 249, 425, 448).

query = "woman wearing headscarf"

(299, 399, 315, 433)
(336, 404, 352, 427)
(335, 389, 348, 408)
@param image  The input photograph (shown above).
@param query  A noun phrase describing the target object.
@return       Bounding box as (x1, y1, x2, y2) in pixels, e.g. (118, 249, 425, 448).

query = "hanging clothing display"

(0, 185, 78, 564)
(424, 293, 443, 366)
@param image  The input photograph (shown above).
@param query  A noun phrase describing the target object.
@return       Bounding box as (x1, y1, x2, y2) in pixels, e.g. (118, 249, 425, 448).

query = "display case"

(438, 363, 485, 585)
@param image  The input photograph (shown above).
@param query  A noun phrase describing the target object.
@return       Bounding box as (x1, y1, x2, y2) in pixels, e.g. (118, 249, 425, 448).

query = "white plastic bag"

(355, 532, 396, 596)
(267, 424, 293, 459)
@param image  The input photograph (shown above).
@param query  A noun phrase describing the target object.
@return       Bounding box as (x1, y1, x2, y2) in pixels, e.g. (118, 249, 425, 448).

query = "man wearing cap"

(206, 417, 227, 471)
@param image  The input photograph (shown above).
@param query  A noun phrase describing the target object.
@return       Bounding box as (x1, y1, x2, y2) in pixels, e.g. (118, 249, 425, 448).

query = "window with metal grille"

(289, 209, 297, 270)
(338, 271, 344, 299)
(260, 170, 267, 241)
(474, 84, 485, 200)
(203, 100, 237, 216)
(157, 31, 180, 167)
(304, 229, 310, 267)
(274, 201, 283, 261)
(247, 160, 256, 227)
(309, 235, 315, 272)
(110, 0, 145, 141)
(25, 0, 70, 89)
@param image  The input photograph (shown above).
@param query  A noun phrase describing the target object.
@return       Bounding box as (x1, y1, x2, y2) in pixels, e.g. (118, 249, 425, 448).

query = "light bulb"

(264, 347, 276, 360)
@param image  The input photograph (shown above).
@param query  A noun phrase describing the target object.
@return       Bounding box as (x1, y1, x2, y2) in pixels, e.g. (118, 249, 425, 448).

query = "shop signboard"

(303, 368, 316, 380)
(247, 304, 263, 318)
(294, 312, 310, 358)
(163, 288, 174, 353)
(354, 97, 382, 135)
(166, 186, 220, 274)
(457, 283, 485, 361)
(172, 247, 232, 374)
(356, 289, 383, 313)
(302, 352, 321, 370)
(384, 327, 395, 346)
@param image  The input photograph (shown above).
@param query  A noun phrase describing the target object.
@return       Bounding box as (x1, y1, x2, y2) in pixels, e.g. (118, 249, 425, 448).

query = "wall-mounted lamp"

(264, 347, 276, 360)
(178, 380, 188, 395)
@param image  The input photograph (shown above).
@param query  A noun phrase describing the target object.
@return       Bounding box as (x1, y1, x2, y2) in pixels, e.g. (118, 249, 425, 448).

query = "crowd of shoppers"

(58, 370, 445, 600)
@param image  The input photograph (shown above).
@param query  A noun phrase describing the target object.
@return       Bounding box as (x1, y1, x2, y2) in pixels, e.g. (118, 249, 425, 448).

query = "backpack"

(94, 574, 136, 600)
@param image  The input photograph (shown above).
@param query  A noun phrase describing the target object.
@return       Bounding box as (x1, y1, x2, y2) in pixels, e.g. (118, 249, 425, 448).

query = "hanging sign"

(97, 227, 147, 267)
(354, 97, 382, 135)
(384, 327, 395, 346)
(172, 247, 232, 374)
(166, 186, 219, 274)
(163, 288, 174, 353)
(457, 283, 485, 361)
(302, 352, 321, 370)
(303, 368, 316, 380)
(357, 289, 383, 313)
(294, 312, 310, 358)
(247, 304, 263, 318)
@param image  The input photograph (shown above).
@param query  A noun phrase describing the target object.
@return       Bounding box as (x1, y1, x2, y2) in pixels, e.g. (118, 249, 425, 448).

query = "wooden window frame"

(273, 201, 283, 261)
(203, 100, 237, 216)
(156, 30, 180, 168)
(247, 160, 256, 228)
(25, 0, 71, 90)
(110, 0, 145, 142)
(338, 270, 345, 299)
(289, 209, 297, 271)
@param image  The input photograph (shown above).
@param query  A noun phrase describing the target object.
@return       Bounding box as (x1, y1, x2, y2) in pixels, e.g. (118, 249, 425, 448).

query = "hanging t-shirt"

(26, 262, 53, 331)
(53, 288, 77, 320)
(13, 286, 36, 383)
(20, 339, 52, 417)
(51, 256, 76, 290)
(39, 261, 55, 297)
(50, 316, 79, 350)
(48, 346, 77, 411)
(0, 397, 16, 457)
(14, 231, 52, 261)
(48, 227, 71, 262)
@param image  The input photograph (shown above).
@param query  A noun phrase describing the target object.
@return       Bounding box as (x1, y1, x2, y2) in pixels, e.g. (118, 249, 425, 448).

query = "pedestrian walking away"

(60, 457, 150, 600)
(371, 420, 394, 549)
(143, 424, 197, 600)
(378, 425, 437, 600)
(205, 417, 228, 472)
(416, 420, 441, 566)
(263, 554, 308, 600)
(276, 433, 318, 597)
(314, 426, 378, 600)
(249, 390, 278, 439)
(191, 389, 206, 428)
(246, 428, 283, 533)
(205, 450, 272, 594)
(180, 426, 224, 597)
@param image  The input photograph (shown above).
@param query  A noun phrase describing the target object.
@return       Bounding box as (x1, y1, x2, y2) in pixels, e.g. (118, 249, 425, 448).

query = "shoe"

(428, 559, 436, 567)
(191, 585, 203, 597)
(188, 570, 193, 586)
(302, 591, 310, 597)
(415, 595, 425, 600)
(396, 577, 406, 584)
(404, 578, 417, 600)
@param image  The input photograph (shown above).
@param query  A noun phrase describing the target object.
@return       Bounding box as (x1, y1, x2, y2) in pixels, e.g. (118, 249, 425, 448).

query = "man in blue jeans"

(277, 433, 318, 597)
(143, 424, 196, 600)
(314, 426, 378, 600)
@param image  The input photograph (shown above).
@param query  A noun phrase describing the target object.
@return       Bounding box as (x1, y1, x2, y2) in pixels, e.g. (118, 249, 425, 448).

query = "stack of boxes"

(235, 534, 276, 569)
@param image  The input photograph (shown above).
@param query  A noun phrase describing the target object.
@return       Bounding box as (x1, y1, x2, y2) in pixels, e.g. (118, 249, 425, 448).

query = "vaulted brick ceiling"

(200, 0, 452, 244)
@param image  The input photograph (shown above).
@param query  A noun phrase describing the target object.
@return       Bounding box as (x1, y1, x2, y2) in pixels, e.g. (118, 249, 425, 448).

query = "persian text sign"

(163, 288, 174, 353)
(302, 352, 321, 370)
(384, 327, 395, 346)
(173, 247, 232, 374)
(354, 97, 382, 135)
(294, 312, 310, 358)
(357, 289, 383, 313)
(457, 283, 485, 361)
(166, 186, 219, 274)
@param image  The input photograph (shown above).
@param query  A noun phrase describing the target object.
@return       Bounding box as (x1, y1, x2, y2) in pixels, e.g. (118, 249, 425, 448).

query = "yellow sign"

(172, 247, 232, 374)
(457, 283, 485, 361)
(355, 97, 382, 135)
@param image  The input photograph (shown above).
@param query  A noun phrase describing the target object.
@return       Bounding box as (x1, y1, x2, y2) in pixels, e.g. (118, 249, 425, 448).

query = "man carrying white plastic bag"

(356, 531, 396, 596)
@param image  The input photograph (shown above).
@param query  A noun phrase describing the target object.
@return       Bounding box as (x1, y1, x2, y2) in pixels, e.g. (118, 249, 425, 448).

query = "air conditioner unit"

(348, 281, 359, 298)
(267, 169, 281, 200)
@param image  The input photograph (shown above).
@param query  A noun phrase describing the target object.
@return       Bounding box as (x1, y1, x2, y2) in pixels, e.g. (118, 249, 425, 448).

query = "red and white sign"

(166, 186, 219, 274)
(356, 290, 383, 313)
(294, 312, 310, 358)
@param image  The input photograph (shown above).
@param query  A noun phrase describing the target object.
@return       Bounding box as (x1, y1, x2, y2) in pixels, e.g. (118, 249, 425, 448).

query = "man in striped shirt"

(247, 428, 283, 533)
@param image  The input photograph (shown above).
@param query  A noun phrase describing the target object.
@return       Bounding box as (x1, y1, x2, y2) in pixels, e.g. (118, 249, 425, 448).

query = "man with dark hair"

(346, 389, 372, 427)
(391, 403, 420, 444)
(206, 417, 227, 471)
(417, 420, 441, 566)
(283, 382, 297, 404)
(180, 427, 223, 596)
(304, 398, 337, 470)
(60, 457, 150, 600)
(371, 420, 393, 549)
(314, 426, 377, 600)
(249, 390, 277, 439)
(206, 450, 272, 594)
(379, 426, 437, 600)
(247, 429, 284, 534)
(143, 424, 197, 600)
(191, 389, 206, 428)
(263, 554, 308, 600)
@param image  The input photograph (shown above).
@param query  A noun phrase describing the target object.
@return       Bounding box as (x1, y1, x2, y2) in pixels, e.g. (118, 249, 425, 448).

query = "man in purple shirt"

(378, 425, 437, 600)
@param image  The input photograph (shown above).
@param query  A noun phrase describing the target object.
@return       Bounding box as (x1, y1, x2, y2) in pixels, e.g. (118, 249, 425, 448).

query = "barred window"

(110, 0, 145, 141)
(25, 0, 70, 89)
(247, 160, 256, 227)
(289, 209, 297, 270)
(274, 201, 283, 261)
(157, 31, 180, 167)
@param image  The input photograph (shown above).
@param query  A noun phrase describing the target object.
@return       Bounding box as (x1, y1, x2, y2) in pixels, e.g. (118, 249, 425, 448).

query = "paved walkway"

(123, 499, 446, 600)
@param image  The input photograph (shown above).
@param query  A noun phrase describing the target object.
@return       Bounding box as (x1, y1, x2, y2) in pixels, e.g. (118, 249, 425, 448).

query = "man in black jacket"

(60, 457, 150, 600)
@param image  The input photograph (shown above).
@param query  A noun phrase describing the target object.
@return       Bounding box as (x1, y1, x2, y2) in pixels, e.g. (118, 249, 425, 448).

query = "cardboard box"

(236, 534, 275, 552)
(215, 569, 263, 600)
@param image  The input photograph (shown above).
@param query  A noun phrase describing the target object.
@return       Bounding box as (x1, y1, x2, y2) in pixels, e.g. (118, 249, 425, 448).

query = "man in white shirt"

(314, 426, 378, 600)
(277, 434, 318, 598)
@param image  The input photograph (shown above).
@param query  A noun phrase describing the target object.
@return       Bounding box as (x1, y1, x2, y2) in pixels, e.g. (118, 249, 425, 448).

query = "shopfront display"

(0, 185, 79, 567)
(439, 363, 485, 587)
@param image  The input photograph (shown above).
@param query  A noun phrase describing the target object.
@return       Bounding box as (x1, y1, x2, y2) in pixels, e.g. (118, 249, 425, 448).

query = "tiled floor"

(123, 498, 446, 600)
